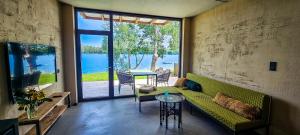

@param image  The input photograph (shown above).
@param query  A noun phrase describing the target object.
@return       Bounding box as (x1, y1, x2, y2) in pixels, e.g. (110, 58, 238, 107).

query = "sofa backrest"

(186, 73, 269, 109)
(186, 73, 271, 123)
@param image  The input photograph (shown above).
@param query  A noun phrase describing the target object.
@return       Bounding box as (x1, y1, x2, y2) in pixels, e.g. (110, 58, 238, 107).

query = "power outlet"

(269, 62, 277, 71)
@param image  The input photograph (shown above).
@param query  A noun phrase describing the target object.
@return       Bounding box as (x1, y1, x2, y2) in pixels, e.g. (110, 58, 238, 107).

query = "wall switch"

(269, 62, 277, 71)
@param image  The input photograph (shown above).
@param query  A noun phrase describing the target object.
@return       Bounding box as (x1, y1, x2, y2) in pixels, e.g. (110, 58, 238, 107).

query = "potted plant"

(16, 88, 52, 119)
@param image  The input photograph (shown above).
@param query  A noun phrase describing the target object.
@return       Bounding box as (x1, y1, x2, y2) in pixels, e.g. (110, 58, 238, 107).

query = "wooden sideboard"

(18, 92, 71, 135)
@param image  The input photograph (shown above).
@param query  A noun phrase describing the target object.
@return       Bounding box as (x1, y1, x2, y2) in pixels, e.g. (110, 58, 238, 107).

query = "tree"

(113, 21, 180, 71)
(81, 45, 103, 53)
(102, 37, 108, 53)
(113, 23, 149, 70)
(161, 22, 180, 54)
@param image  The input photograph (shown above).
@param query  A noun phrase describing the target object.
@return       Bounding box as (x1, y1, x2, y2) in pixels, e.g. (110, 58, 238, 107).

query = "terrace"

(82, 76, 178, 98)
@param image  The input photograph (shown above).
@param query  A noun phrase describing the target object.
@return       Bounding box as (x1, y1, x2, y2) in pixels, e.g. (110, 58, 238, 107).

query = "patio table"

(130, 71, 157, 101)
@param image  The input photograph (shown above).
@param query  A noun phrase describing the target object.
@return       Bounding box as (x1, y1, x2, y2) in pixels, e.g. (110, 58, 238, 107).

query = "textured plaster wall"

(190, 0, 300, 135)
(0, 0, 63, 119)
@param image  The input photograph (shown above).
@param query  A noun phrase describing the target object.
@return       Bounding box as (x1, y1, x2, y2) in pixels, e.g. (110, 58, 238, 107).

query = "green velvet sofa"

(136, 73, 271, 135)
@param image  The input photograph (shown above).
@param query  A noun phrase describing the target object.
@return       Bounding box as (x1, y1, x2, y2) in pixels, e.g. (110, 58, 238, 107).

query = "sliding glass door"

(76, 11, 114, 101)
(79, 34, 110, 99)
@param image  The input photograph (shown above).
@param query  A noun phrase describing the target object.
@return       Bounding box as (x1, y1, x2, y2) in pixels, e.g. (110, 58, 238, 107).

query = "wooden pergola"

(80, 12, 169, 25)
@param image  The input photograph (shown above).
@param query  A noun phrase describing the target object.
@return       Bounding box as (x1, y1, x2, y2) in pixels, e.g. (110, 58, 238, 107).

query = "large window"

(112, 15, 181, 96)
(113, 15, 180, 72)
(75, 8, 182, 100)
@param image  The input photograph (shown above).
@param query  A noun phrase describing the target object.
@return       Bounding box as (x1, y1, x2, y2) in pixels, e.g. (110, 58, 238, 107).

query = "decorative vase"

(26, 104, 36, 119)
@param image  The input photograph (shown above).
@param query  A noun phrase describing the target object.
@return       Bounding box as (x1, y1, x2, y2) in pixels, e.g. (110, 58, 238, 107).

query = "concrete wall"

(0, 0, 63, 119)
(61, 3, 77, 104)
(190, 0, 300, 135)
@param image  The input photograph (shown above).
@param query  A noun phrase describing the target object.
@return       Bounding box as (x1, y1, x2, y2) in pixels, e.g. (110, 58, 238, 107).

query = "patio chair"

(156, 69, 171, 86)
(116, 71, 134, 94)
(155, 67, 164, 73)
(150, 67, 164, 85)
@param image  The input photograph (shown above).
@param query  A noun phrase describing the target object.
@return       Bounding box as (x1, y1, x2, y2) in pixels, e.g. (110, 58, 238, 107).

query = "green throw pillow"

(184, 79, 202, 92)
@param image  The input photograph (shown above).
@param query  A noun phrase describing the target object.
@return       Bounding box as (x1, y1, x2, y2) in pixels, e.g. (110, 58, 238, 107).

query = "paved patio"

(82, 77, 178, 98)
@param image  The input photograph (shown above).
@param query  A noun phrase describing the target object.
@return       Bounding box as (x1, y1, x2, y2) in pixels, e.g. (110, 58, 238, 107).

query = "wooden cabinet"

(18, 92, 71, 135)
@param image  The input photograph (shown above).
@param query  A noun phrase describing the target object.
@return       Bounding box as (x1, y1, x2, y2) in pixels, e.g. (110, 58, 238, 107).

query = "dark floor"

(47, 98, 257, 135)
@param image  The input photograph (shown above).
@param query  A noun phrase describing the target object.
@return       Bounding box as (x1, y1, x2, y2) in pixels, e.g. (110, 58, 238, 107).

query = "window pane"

(80, 34, 109, 98)
(113, 15, 180, 97)
(77, 12, 110, 31)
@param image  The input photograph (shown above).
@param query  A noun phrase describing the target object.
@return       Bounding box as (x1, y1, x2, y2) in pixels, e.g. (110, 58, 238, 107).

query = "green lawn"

(38, 72, 147, 84)
(39, 73, 56, 85)
(82, 72, 146, 82)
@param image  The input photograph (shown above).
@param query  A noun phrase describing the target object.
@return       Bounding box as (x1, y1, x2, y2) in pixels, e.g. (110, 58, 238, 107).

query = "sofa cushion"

(174, 78, 187, 87)
(136, 86, 180, 97)
(213, 92, 261, 120)
(184, 79, 202, 92)
(182, 91, 251, 131)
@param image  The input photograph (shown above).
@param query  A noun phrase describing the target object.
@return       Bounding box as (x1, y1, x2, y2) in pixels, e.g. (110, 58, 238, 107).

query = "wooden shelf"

(18, 92, 70, 135)
(40, 105, 67, 135)
(19, 124, 35, 135)
(19, 92, 70, 123)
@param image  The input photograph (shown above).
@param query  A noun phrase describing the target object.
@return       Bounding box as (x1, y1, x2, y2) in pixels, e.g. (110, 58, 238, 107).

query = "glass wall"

(76, 9, 181, 99)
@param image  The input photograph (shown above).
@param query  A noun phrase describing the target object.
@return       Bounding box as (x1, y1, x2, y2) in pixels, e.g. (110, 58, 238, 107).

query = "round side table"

(155, 94, 185, 129)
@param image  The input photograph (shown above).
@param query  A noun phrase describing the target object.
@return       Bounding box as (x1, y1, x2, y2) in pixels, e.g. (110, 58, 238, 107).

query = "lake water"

(81, 54, 179, 74)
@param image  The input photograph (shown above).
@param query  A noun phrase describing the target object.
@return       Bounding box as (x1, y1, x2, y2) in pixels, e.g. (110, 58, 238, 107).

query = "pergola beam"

(80, 13, 169, 26)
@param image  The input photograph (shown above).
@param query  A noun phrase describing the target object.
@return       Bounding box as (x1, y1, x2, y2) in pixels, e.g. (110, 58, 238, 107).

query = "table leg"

(147, 75, 149, 85)
(178, 102, 182, 128)
(166, 103, 168, 129)
(152, 75, 154, 85)
(155, 74, 158, 87)
(160, 101, 162, 125)
(174, 103, 176, 120)
(133, 76, 136, 102)
(162, 102, 165, 120)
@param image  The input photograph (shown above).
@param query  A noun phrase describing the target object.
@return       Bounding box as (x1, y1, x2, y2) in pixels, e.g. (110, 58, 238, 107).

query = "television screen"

(5, 42, 57, 102)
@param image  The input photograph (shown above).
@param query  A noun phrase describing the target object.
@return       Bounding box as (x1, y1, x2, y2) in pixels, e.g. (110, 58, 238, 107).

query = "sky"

(80, 34, 105, 47)
(78, 12, 107, 47)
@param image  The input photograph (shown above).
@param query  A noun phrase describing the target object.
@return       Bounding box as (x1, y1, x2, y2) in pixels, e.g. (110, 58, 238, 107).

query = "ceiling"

(59, 0, 223, 18)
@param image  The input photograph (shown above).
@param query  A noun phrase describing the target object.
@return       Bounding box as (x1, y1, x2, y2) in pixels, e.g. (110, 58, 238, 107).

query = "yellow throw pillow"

(213, 92, 261, 120)
(174, 78, 187, 87)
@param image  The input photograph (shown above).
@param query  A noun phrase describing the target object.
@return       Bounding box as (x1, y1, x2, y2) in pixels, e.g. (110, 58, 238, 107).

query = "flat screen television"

(4, 42, 57, 103)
